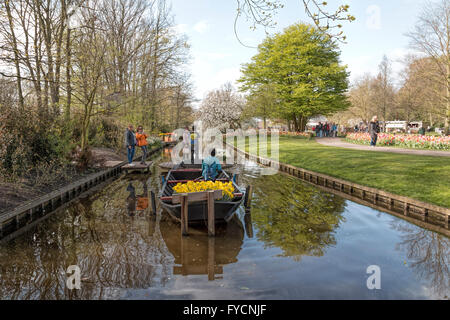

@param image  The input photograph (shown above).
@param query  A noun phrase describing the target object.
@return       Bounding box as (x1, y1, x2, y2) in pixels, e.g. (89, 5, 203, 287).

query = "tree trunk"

(65, 27, 72, 123)
(5, 1, 25, 111)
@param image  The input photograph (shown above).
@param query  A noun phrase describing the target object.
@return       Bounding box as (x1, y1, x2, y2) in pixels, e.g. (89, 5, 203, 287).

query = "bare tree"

(235, 0, 355, 46)
(347, 74, 377, 124)
(372, 55, 396, 129)
(406, 0, 450, 133)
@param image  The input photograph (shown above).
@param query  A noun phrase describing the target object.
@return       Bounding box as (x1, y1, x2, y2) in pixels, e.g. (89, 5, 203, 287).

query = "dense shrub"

(0, 106, 67, 181)
(72, 116, 123, 149)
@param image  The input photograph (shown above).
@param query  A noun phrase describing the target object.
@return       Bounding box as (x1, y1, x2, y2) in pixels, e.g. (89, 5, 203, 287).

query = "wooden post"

(207, 237, 215, 281)
(207, 191, 215, 237)
(244, 185, 253, 209)
(180, 235, 187, 275)
(244, 211, 253, 238)
(150, 191, 157, 215)
(180, 194, 189, 236)
(388, 198, 393, 210)
(404, 202, 409, 216)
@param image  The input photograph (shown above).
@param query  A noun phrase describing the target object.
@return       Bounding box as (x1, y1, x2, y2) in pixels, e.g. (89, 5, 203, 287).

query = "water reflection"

(245, 173, 346, 260)
(0, 152, 448, 300)
(126, 176, 149, 216)
(0, 177, 173, 299)
(160, 217, 244, 281)
(390, 220, 450, 298)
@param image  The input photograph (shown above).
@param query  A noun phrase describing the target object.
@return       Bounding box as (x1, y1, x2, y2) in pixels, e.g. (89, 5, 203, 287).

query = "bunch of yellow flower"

(172, 180, 235, 200)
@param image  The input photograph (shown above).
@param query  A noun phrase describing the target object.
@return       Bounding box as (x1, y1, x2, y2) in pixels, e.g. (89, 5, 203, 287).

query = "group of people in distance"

(313, 122, 338, 138)
(125, 124, 149, 166)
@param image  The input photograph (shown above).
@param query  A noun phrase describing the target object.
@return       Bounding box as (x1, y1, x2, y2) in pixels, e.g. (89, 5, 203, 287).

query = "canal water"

(0, 149, 448, 299)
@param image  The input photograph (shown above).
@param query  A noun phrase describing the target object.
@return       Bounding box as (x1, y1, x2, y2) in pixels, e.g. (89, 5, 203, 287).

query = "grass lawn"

(240, 136, 450, 208)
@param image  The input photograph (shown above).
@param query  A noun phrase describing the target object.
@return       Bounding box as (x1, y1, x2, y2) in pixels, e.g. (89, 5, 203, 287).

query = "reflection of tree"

(390, 220, 450, 298)
(0, 177, 173, 300)
(249, 174, 346, 260)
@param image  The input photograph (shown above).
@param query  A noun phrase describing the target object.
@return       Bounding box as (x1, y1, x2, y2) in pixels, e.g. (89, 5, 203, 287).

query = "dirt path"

(315, 138, 450, 157)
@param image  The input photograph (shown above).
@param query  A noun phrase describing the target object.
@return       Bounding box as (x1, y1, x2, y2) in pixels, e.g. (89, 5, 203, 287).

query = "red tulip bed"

(345, 132, 450, 151)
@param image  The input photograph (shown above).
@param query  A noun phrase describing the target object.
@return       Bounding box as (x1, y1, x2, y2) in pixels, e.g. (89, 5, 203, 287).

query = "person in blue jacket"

(202, 148, 222, 181)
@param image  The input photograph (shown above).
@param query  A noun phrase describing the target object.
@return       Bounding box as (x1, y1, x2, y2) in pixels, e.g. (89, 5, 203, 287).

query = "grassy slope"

(246, 136, 450, 208)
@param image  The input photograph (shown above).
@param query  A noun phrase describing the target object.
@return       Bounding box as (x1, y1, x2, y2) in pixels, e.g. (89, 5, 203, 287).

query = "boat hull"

(158, 165, 244, 224)
(160, 199, 242, 223)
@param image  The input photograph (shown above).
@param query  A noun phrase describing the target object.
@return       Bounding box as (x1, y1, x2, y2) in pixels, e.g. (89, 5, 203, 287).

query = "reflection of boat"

(159, 165, 244, 223)
(160, 216, 244, 280)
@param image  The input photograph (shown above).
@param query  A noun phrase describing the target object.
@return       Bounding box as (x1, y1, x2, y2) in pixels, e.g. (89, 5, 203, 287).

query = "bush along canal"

(0, 148, 448, 299)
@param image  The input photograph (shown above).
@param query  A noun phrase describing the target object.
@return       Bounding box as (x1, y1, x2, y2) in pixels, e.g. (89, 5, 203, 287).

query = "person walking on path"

(125, 124, 137, 165)
(369, 116, 380, 147)
(136, 125, 149, 165)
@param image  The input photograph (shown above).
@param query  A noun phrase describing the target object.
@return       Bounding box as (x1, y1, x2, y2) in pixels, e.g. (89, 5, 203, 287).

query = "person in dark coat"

(125, 124, 137, 165)
(369, 116, 380, 147)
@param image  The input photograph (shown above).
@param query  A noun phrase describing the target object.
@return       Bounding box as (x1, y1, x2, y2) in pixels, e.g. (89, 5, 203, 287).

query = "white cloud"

(193, 20, 210, 33)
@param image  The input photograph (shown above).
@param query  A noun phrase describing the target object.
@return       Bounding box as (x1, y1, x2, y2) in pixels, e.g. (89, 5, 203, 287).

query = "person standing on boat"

(125, 125, 137, 165)
(369, 116, 380, 147)
(190, 126, 199, 164)
(202, 148, 222, 181)
(135, 125, 148, 165)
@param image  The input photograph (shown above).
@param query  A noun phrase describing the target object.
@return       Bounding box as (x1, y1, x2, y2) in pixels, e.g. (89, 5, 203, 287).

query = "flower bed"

(172, 180, 235, 200)
(279, 131, 313, 139)
(345, 133, 450, 150)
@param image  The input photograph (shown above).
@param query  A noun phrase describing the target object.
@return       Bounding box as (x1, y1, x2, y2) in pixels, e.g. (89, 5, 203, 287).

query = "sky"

(169, 0, 429, 106)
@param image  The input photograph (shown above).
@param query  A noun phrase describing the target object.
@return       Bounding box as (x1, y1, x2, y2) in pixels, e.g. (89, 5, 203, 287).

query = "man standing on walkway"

(125, 124, 137, 165)
(369, 116, 380, 147)
(135, 125, 148, 165)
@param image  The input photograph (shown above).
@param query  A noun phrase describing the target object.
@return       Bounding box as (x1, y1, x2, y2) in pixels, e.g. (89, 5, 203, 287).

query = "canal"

(0, 149, 448, 299)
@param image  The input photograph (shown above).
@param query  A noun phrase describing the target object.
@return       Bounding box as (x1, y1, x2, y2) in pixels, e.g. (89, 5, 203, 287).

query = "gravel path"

(315, 138, 450, 157)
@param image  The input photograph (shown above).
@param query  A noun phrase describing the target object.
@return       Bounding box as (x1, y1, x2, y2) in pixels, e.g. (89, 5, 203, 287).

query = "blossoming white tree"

(199, 83, 245, 130)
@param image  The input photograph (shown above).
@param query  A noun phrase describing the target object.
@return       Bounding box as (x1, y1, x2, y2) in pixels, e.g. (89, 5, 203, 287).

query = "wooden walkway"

(0, 143, 169, 240)
(122, 161, 152, 173)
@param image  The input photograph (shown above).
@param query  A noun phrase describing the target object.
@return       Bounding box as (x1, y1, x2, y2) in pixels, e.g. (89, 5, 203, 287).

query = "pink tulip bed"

(345, 132, 450, 151)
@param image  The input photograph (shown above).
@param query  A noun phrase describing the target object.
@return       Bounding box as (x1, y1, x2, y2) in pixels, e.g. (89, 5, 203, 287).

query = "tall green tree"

(241, 83, 278, 129)
(239, 23, 350, 131)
